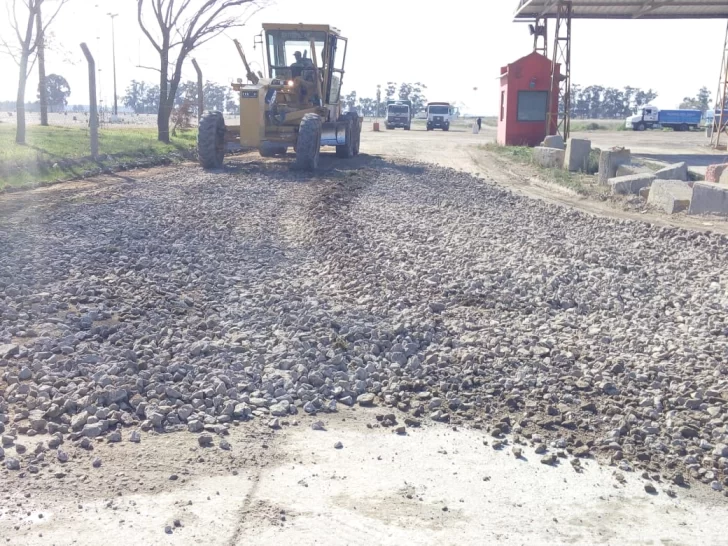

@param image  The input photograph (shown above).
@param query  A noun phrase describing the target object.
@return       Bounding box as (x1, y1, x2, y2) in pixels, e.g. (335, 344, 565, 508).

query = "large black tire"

(198, 111, 225, 169)
(404, 125, 410, 131)
(259, 142, 288, 157)
(294, 113, 321, 171)
(635, 122, 646, 131)
(443, 124, 450, 132)
(336, 123, 354, 158)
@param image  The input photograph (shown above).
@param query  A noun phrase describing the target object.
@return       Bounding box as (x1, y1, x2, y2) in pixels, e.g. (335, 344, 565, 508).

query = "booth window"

(517, 90, 548, 122)
(500, 91, 505, 121)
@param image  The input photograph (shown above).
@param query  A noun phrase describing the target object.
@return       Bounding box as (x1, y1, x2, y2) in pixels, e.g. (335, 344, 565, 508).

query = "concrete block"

(647, 180, 692, 214)
(639, 187, 651, 200)
(689, 182, 728, 216)
(564, 138, 592, 172)
(598, 147, 631, 185)
(542, 135, 565, 150)
(533, 147, 565, 169)
(608, 173, 656, 195)
(705, 163, 728, 183)
(654, 162, 688, 182)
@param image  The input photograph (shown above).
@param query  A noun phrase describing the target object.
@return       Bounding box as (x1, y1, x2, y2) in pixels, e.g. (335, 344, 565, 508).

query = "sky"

(0, 0, 726, 116)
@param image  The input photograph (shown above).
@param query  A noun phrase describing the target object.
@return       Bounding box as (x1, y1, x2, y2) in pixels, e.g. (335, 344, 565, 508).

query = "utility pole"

(108, 13, 118, 116)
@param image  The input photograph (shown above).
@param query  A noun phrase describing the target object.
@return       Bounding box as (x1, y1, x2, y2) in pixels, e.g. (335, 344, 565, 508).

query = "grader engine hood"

(238, 82, 268, 148)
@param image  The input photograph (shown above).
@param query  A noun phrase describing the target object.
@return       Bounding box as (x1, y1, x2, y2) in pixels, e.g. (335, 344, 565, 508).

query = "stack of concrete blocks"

(598, 147, 631, 185)
(533, 135, 566, 169)
(647, 180, 693, 214)
(640, 161, 690, 201)
(563, 138, 592, 172)
(705, 163, 728, 183)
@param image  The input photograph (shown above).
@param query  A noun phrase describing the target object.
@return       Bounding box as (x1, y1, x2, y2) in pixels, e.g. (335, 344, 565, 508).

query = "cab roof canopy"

(514, 0, 728, 19)
(262, 23, 343, 35)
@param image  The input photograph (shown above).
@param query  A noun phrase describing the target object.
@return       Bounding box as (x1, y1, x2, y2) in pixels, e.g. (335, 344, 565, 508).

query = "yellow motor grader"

(198, 23, 362, 171)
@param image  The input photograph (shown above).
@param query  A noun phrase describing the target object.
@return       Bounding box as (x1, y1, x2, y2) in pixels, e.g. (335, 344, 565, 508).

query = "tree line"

(4, 0, 260, 145)
(343, 82, 431, 117)
(121, 80, 238, 116)
(567, 85, 713, 119)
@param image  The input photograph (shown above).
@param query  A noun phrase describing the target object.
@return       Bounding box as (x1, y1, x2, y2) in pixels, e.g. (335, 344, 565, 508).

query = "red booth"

(497, 52, 560, 147)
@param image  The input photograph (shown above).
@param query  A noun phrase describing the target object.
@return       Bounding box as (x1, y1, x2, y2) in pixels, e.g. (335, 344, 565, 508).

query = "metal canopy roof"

(514, 1, 728, 20)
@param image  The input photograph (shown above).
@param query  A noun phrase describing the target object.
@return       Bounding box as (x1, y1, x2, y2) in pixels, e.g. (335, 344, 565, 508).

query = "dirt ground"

(2, 409, 726, 546)
(2, 127, 728, 545)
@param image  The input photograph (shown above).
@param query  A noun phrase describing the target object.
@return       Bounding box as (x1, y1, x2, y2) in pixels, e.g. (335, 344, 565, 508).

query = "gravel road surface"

(1, 134, 727, 543)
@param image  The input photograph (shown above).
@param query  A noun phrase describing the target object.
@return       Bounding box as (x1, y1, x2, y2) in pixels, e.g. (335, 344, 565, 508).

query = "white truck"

(426, 102, 454, 131)
(385, 100, 412, 130)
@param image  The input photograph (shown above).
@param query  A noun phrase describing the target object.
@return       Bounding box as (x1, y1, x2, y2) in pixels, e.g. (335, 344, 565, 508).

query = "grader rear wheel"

(198, 111, 226, 169)
(294, 113, 322, 171)
(335, 123, 353, 158)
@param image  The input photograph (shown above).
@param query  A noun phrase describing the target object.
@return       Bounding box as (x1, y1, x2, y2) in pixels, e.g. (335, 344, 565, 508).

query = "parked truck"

(385, 100, 412, 130)
(705, 109, 728, 131)
(625, 106, 702, 132)
(426, 102, 454, 131)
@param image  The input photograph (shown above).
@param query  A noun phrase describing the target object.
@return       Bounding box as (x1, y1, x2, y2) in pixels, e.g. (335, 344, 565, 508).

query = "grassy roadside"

(479, 143, 607, 197)
(0, 125, 197, 191)
(570, 120, 626, 132)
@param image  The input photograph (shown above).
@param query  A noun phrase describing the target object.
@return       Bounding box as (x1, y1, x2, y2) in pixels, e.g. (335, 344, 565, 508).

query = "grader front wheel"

(198, 111, 226, 169)
(294, 114, 322, 171)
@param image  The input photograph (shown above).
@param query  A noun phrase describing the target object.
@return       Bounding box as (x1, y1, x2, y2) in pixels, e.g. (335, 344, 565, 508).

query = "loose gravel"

(1, 158, 728, 491)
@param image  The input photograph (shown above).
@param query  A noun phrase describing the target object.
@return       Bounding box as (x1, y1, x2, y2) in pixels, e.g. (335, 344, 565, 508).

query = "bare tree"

(1, 0, 68, 143)
(36, 5, 47, 126)
(137, 0, 264, 143)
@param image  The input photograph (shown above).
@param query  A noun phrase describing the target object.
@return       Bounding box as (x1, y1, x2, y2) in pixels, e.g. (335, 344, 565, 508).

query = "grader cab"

(198, 23, 362, 171)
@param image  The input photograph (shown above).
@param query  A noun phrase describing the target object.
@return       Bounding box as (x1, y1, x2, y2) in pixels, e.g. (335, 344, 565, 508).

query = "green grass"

(480, 142, 606, 197)
(0, 125, 197, 190)
(570, 120, 625, 132)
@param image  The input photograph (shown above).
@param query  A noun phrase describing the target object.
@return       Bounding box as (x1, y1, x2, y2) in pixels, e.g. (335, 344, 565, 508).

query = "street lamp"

(108, 13, 118, 116)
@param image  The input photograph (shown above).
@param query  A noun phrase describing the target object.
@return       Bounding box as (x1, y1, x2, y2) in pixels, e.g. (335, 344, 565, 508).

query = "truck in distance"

(426, 102, 453, 131)
(625, 106, 702, 132)
(385, 100, 412, 130)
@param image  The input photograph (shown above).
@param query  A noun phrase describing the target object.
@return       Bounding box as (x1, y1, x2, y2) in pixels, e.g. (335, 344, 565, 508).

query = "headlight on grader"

(287, 80, 294, 87)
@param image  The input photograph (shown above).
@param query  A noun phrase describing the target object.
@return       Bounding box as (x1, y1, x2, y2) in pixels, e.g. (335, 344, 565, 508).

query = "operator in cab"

(291, 51, 304, 78)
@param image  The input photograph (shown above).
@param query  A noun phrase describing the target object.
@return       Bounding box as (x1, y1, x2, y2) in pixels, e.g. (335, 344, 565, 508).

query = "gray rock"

(0, 344, 19, 359)
(334, 441, 343, 449)
(188, 420, 204, 433)
(269, 401, 290, 417)
(357, 393, 376, 407)
(5, 457, 20, 470)
(198, 434, 214, 447)
(129, 430, 142, 443)
(82, 423, 103, 438)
